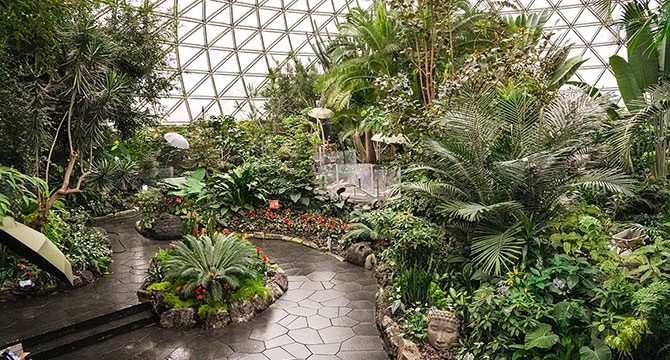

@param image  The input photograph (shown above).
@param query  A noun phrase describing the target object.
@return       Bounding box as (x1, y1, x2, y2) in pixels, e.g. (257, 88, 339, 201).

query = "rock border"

(136, 266, 289, 329)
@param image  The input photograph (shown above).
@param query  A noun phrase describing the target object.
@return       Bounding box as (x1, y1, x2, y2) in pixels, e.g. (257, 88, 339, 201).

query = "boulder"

(150, 291, 171, 315)
(151, 212, 183, 240)
(160, 308, 196, 328)
(72, 275, 84, 288)
(229, 298, 256, 323)
(268, 281, 284, 299)
(381, 316, 401, 357)
(80, 270, 95, 284)
(272, 268, 289, 292)
(251, 293, 272, 311)
(365, 254, 377, 270)
(398, 339, 422, 360)
(136, 289, 152, 303)
(345, 242, 373, 267)
(201, 309, 231, 329)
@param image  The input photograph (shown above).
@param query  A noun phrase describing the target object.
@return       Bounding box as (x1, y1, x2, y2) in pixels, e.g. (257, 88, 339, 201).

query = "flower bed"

(227, 207, 350, 256)
(137, 231, 287, 328)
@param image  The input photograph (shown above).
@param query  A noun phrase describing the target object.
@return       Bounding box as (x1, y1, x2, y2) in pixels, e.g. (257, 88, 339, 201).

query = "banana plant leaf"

(0, 217, 73, 286)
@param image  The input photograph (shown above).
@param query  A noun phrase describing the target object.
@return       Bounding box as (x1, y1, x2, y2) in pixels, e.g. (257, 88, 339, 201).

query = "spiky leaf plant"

(396, 89, 633, 275)
(166, 233, 259, 303)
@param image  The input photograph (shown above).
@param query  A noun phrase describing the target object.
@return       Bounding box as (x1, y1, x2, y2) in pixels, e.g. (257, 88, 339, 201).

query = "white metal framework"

(156, 0, 657, 123)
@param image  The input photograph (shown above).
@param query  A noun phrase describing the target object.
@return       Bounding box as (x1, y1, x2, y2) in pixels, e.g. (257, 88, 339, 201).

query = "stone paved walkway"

(1, 215, 387, 359)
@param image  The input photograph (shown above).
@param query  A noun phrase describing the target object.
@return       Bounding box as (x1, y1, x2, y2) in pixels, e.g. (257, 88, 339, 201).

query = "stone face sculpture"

(427, 309, 459, 351)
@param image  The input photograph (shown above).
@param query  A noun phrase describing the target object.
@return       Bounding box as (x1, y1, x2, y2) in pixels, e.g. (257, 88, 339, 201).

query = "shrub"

(135, 188, 164, 230)
(165, 233, 259, 303)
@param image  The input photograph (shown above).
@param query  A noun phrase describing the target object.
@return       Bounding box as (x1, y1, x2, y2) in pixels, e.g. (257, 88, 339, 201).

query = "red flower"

(176, 198, 182, 203)
(223, 229, 228, 235)
(202, 289, 206, 293)
(19, 264, 25, 269)
(197, 295, 203, 300)
(194, 228, 198, 236)
(231, 234, 235, 237)
(378, 242, 383, 245)
(262, 255, 267, 262)
(256, 247, 261, 254)
(402, 244, 407, 248)
(353, 226, 358, 230)
(176, 285, 182, 291)
(26, 271, 32, 277)
(224, 283, 230, 290)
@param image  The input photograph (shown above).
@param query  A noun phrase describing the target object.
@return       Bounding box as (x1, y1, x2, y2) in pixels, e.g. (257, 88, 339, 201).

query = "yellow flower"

(524, 288, 528, 293)
(523, 274, 527, 280)
(537, 306, 541, 311)
(513, 266, 518, 275)
(242, 233, 248, 239)
(508, 273, 513, 278)
(476, 319, 480, 324)
(494, 339, 497, 343)
(485, 315, 489, 320)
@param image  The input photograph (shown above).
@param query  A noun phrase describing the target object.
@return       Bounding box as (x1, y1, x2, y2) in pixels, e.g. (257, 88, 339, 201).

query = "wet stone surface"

(0, 215, 386, 359)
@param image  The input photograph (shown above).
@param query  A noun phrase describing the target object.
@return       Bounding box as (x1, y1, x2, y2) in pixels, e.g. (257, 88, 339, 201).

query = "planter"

(137, 266, 288, 329)
(612, 228, 644, 250)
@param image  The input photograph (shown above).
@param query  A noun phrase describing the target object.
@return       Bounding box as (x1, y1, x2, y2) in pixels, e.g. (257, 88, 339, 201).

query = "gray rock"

(364, 254, 377, 270)
(272, 268, 289, 291)
(381, 316, 401, 357)
(268, 281, 284, 299)
(251, 292, 272, 311)
(398, 339, 422, 360)
(201, 309, 231, 329)
(151, 212, 183, 240)
(229, 298, 256, 323)
(345, 242, 373, 267)
(150, 291, 171, 315)
(136, 289, 152, 303)
(72, 275, 84, 288)
(80, 270, 95, 284)
(160, 308, 196, 328)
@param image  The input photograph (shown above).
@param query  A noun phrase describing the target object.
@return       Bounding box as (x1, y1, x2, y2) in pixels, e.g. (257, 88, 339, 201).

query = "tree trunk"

(364, 131, 377, 164)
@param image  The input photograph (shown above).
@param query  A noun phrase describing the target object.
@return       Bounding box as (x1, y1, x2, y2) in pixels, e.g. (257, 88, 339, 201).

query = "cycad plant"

(166, 233, 259, 303)
(398, 89, 633, 275)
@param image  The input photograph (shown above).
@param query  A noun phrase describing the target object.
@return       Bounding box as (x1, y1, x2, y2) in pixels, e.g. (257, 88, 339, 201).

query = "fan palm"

(398, 89, 633, 275)
(166, 233, 259, 303)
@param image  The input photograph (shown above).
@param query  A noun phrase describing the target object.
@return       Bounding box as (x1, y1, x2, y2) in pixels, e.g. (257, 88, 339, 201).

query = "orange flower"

(513, 266, 518, 275)
(481, 293, 485, 298)
(508, 273, 513, 278)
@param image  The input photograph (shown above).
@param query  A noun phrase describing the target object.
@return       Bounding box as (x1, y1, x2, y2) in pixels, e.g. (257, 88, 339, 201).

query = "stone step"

(2, 302, 157, 359)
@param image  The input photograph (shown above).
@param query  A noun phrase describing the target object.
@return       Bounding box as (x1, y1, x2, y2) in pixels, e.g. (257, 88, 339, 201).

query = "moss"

(163, 291, 196, 309)
(197, 302, 228, 318)
(146, 281, 171, 291)
(230, 277, 272, 302)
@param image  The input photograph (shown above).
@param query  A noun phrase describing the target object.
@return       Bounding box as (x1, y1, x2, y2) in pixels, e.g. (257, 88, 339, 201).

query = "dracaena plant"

(166, 233, 259, 303)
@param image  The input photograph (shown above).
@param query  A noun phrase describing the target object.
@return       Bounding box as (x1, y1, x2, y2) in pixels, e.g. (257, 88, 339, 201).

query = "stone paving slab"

(0, 214, 387, 359)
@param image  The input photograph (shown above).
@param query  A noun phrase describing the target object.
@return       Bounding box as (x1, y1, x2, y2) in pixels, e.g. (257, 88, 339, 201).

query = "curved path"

(1, 215, 387, 359)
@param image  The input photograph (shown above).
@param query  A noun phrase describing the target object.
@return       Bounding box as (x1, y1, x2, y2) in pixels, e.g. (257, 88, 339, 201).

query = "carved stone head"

(427, 309, 459, 351)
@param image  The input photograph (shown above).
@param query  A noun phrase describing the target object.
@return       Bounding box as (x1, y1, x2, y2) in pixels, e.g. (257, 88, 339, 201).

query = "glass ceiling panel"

(155, 0, 662, 123)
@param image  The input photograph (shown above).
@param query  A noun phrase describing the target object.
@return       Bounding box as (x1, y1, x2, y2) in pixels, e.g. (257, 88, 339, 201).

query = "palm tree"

(397, 89, 633, 275)
(317, 2, 400, 163)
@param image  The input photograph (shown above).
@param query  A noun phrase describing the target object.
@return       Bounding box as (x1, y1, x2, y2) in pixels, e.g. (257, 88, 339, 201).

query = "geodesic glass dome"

(156, 0, 657, 124)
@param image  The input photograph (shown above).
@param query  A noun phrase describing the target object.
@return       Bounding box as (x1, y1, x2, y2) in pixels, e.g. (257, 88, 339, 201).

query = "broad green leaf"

(626, 23, 659, 91)
(525, 323, 559, 350)
(290, 193, 301, 202)
(610, 55, 643, 111)
(550, 56, 587, 89)
(579, 341, 611, 360)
